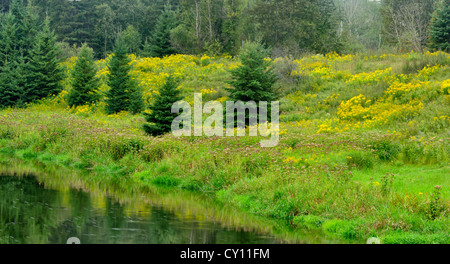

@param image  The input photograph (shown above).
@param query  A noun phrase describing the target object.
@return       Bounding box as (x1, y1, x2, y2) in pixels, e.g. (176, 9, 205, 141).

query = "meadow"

(0, 51, 449, 244)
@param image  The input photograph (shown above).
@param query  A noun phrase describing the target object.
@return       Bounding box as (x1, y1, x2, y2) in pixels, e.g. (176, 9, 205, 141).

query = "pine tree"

(150, 6, 178, 57)
(105, 40, 134, 114)
(429, 0, 450, 52)
(0, 6, 26, 108)
(226, 42, 278, 125)
(67, 43, 100, 107)
(0, 12, 18, 68)
(118, 25, 142, 54)
(0, 60, 19, 107)
(141, 38, 152, 57)
(143, 75, 183, 136)
(25, 17, 64, 103)
(128, 84, 145, 115)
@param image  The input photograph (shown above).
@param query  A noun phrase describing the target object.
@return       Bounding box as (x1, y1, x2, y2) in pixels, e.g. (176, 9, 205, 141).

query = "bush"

(322, 219, 358, 239)
(371, 140, 401, 162)
(346, 151, 375, 170)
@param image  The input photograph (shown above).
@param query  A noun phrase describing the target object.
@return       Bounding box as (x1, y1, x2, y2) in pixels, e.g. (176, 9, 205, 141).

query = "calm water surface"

(0, 173, 286, 244)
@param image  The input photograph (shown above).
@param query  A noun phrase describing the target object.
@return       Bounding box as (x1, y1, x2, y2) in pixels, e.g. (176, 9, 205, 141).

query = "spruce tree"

(226, 42, 278, 125)
(26, 17, 64, 103)
(0, 60, 19, 107)
(67, 43, 100, 107)
(0, 11, 18, 68)
(429, 0, 450, 52)
(150, 6, 178, 57)
(0, 13, 17, 99)
(128, 84, 145, 115)
(143, 75, 183, 136)
(0, 8, 26, 108)
(105, 40, 134, 114)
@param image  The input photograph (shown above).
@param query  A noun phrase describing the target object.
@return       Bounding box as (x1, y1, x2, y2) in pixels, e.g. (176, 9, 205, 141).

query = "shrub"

(371, 140, 401, 162)
(322, 219, 358, 239)
(346, 151, 375, 170)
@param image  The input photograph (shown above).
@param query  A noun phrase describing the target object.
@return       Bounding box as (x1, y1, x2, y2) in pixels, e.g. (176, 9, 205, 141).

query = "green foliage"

(143, 75, 183, 136)
(150, 6, 178, 57)
(381, 173, 395, 195)
(128, 84, 145, 115)
(382, 232, 449, 244)
(293, 215, 326, 229)
(105, 40, 138, 114)
(371, 140, 401, 162)
(346, 151, 375, 170)
(402, 52, 449, 74)
(427, 185, 443, 220)
(429, 0, 450, 52)
(25, 17, 64, 102)
(226, 42, 278, 125)
(228, 42, 278, 102)
(118, 25, 142, 54)
(0, 0, 41, 108)
(67, 44, 100, 107)
(322, 219, 358, 239)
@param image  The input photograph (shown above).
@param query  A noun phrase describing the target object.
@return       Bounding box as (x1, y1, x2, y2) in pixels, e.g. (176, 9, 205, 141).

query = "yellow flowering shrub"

(417, 64, 443, 80)
(346, 68, 393, 85)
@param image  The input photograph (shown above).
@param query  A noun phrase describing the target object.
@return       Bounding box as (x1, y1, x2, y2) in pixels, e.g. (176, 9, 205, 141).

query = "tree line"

(1, 0, 448, 59)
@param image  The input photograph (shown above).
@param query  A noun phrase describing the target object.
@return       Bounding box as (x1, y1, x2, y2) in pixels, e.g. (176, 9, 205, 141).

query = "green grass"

(0, 52, 449, 244)
(352, 164, 450, 199)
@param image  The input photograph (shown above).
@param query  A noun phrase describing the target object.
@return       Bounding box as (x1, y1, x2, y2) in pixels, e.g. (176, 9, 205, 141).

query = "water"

(0, 173, 286, 244)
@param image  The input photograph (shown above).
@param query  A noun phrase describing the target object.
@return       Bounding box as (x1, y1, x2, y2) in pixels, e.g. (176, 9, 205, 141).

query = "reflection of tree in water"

(0, 175, 59, 244)
(48, 188, 94, 243)
(0, 174, 281, 244)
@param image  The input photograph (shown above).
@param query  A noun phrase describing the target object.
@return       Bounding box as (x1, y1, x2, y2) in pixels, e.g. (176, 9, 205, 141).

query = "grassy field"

(0, 51, 449, 244)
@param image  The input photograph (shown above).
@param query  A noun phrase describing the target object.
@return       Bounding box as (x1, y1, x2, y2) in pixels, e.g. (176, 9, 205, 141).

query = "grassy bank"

(1, 51, 449, 244)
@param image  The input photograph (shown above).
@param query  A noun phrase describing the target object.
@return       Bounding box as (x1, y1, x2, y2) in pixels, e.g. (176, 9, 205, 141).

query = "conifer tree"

(0, 60, 19, 107)
(143, 75, 182, 136)
(128, 84, 145, 115)
(226, 42, 278, 125)
(150, 6, 178, 57)
(0, 1, 38, 108)
(67, 43, 100, 107)
(25, 17, 64, 102)
(0, 12, 18, 69)
(429, 0, 450, 52)
(105, 40, 134, 114)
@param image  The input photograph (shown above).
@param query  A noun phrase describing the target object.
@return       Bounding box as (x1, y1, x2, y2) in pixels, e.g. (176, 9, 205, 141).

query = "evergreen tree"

(9, 0, 26, 54)
(0, 1, 38, 108)
(118, 25, 142, 54)
(0, 59, 19, 107)
(67, 43, 100, 107)
(128, 84, 145, 115)
(226, 42, 278, 125)
(105, 40, 134, 114)
(25, 17, 64, 103)
(429, 0, 450, 52)
(143, 75, 182, 136)
(0, 12, 17, 68)
(150, 6, 178, 57)
(141, 38, 152, 57)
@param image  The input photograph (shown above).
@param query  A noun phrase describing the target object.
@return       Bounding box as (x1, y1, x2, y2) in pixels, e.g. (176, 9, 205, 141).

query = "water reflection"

(0, 174, 283, 244)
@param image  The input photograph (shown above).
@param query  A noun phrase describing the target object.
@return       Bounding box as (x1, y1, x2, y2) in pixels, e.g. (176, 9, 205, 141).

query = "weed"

(427, 185, 443, 220)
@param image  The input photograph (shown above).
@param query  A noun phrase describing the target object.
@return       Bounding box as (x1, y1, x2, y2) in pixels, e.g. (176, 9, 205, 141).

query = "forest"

(0, 0, 446, 59)
(0, 0, 449, 245)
